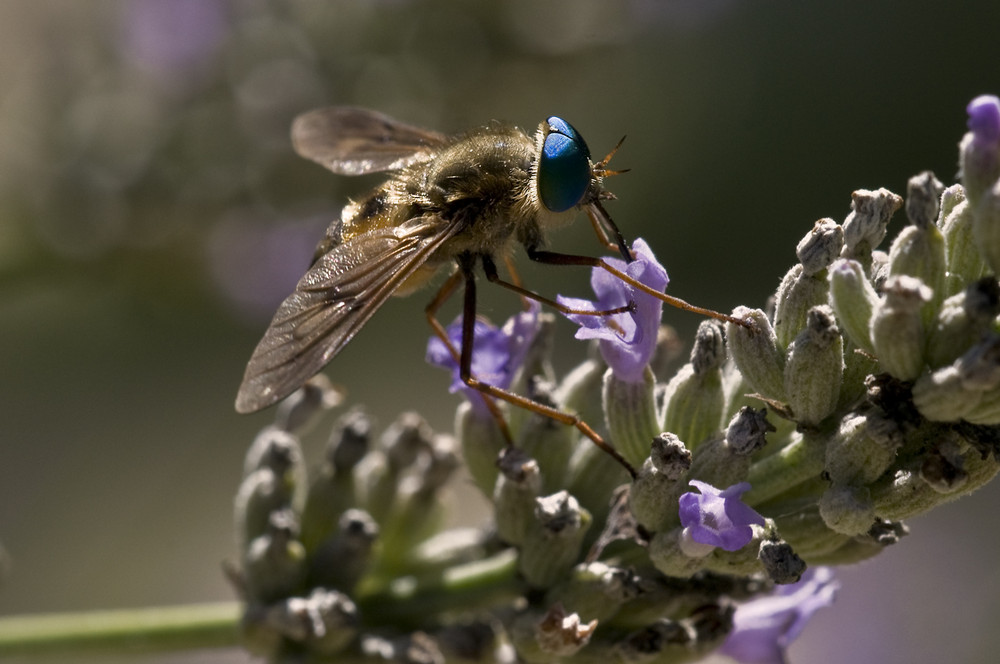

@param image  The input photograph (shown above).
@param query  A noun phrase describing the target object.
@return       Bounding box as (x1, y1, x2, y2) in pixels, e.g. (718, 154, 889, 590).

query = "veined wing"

(292, 107, 448, 176)
(235, 215, 461, 413)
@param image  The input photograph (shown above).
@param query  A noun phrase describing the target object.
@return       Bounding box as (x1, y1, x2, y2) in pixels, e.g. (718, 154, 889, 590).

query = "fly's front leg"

(460, 260, 637, 478)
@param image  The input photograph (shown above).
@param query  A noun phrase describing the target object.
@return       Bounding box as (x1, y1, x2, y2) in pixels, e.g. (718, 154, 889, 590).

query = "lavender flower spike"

(426, 302, 541, 417)
(678, 480, 765, 552)
(718, 567, 839, 664)
(557, 238, 668, 383)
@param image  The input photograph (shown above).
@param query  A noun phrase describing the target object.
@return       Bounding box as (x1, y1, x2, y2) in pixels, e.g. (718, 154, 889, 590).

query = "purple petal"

(968, 95, 1000, 146)
(718, 567, 839, 664)
(679, 480, 764, 552)
(557, 238, 669, 382)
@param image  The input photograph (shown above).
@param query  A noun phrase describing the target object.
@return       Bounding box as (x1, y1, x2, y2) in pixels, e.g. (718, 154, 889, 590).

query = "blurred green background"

(2, 1, 1000, 662)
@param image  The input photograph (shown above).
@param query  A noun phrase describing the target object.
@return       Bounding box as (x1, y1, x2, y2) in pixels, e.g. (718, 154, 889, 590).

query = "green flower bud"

(362, 412, 435, 523)
(926, 279, 1000, 368)
(841, 188, 903, 268)
(604, 366, 660, 468)
(556, 356, 606, 428)
(973, 178, 1000, 275)
(243, 510, 306, 604)
(661, 322, 726, 450)
(912, 365, 982, 422)
(956, 332, 1000, 390)
(546, 562, 641, 623)
(941, 198, 988, 295)
(235, 468, 293, 553)
(688, 436, 752, 493)
(784, 306, 844, 426)
(829, 259, 879, 354)
(565, 442, 631, 527)
(628, 433, 691, 532)
(870, 275, 932, 381)
(819, 484, 875, 536)
(308, 509, 378, 592)
(300, 410, 370, 552)
(519, 492, 592, 588)
(510, 604, 596, 663)
(963, 384, 1000, 425)
(494, 448, 542, 546)
(745, 431, 826, 506)
(516, 379, 573, 491)
(273, 375, 343, 435)
(727, 307, 787, 403)
(960, 128, 1000, 208)
(887, 173, 947, 326)
(242, 426, 306, 509)
(454, 401, 507, 496)
(648, 527, 711, 578)
(773, 262, 832, 350)
(262, 589, 358, 656)
(824, 413, 902, 485)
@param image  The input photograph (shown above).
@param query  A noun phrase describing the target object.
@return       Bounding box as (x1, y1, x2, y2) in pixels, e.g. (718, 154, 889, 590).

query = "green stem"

(0, 602, 239, 656)
(356, 548, 520, 628)
(0, 550, 522, 658)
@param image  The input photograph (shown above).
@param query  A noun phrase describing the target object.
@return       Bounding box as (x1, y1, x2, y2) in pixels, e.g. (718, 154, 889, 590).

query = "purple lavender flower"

(557, 238, 668, 383)
(968, 95, 1000, 148)
(718, 567, 839, 664)
(426, 302, 541, 417)
(678, 480, 764, 552)
(962, 95, 1000, 202)
(121, 0, 230, 74)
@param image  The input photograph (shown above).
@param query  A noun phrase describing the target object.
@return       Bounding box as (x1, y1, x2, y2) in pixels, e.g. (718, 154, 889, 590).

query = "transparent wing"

(291, 107, 448, 176)
(235, 215, 461, 413)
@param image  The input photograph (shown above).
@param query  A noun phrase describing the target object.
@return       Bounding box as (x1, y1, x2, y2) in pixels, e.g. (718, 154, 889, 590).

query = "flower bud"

(307, 509, 378, 592)
(828, 259, 878, 354)
(784, 306, 844, 426)
(912, 365, 981, 422)
(841, 188, 903, 268)
(510, 604, 596, 663)
(926, 279, 1000, 368)
(757, 539, 806, 585)
(300, 410, 370, 552)
(603, 366, 660, 468)
(546, 562, 641, 623)
(972, 178, 1000, 275)
(519, 492, 592, 588)
(819, 484, 875, 536)
(724, 407, 775, 456)
(274, 375, 343, 435)
(235, 468, 293, 553)
(454, 401, 507, 496)
(262, 589, 358, 656)
(243, 509, 306, 604)
(960, 95, 1000, 206)
(727, 307, 787, 403)
(941, 198, 988, 295)
(242, 426, 306, 508)
(773, 262, 831, 350)
(963, 383, 1000, 425)
(870, 275, 932, 381)
(824, 413, 902, 485)
(494, 448, 542, 546)
(887, 173, 947, 325)
(628, 433, 691, 532)
(661, 322, 726, 450)
(515, 378, 573, 491)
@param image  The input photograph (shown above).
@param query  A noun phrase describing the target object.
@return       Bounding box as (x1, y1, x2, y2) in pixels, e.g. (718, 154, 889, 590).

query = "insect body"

(236, 107, 631, 416)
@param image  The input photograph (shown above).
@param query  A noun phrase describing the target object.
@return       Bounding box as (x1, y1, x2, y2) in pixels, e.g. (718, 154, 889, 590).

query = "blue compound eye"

(538, 116, 592, 213)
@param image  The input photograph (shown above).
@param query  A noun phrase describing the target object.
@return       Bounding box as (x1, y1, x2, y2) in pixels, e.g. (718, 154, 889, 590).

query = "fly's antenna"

(592, 135, 630, 178)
